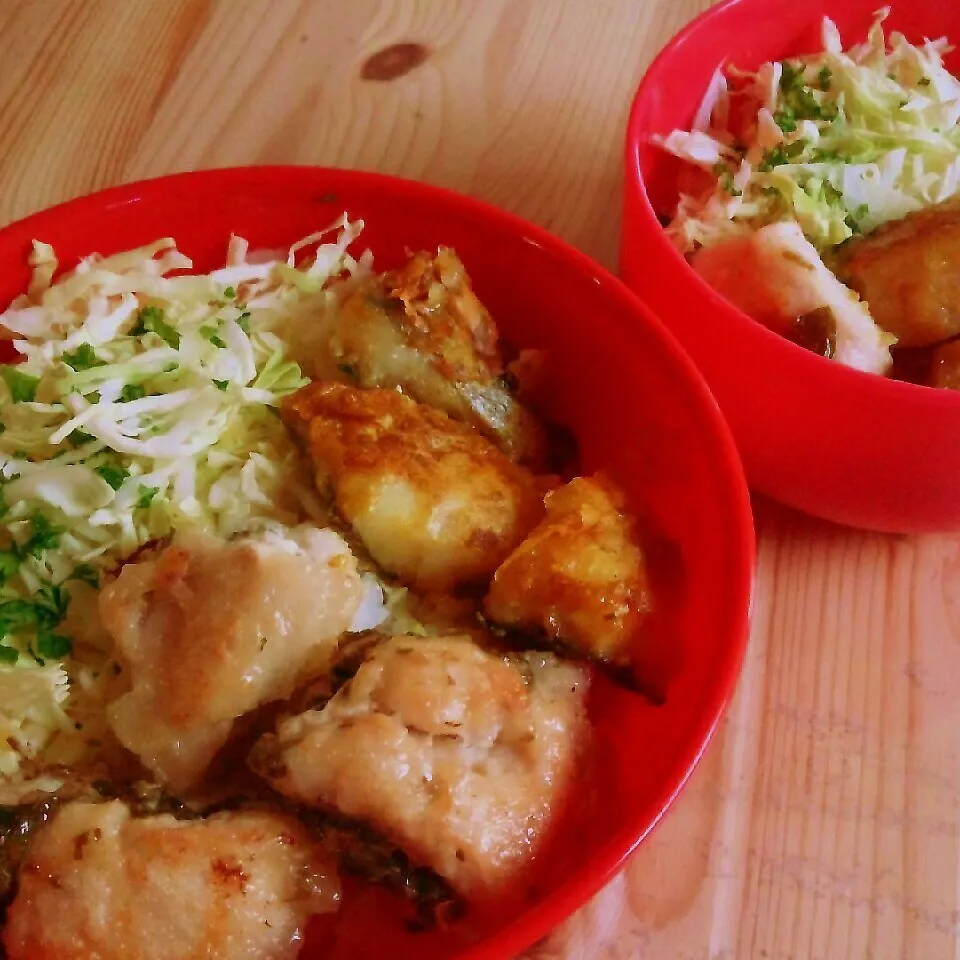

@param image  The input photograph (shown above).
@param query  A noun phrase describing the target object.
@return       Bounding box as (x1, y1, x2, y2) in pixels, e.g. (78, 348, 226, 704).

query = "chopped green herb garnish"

(95, 462, 130, 490)
(35, 632, 71, 660)
(69, 564, 99, 588)
(61, 344, 104, 372)
(212, 380, 230, 392)
(1, 367, 39, 403)
(236, 312, 251, 334)
(22, 514, 61, 558)
(818, 66, 832, 91)
(33, 582, 69, 625)
(200, 326, 227, 349)
(810, 148, 841, 163)
(0, 599, 44, 635)
(780, 61, 804, 93)
(135, 485, 159, 508)
(223, 286, 236, 298)
(918, 76, 931, 87)
(67, 429, 95, 448)
(132, 306, 181, 349)
(774, 111, 798, 133)
(759, 139, 807, 171)
(0, 551, 20, 584)
(119, 383, 146, 403)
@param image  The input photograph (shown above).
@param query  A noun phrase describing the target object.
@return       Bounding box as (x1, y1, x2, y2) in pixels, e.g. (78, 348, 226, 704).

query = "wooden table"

(3, 2, 958, 958)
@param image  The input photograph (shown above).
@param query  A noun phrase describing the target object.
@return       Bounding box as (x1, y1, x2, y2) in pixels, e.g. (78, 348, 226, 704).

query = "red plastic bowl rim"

(0, 165, 757, 958)
(624, 0, 960, 415)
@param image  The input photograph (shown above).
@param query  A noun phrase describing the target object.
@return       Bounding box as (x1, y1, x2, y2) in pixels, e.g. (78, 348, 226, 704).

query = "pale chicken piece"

(483, 475, 652, 684)
(329, 249, 548, 466)
(99, 525, 368, 792)
(250, 635, 588, 902)
(691, 220, 893, 373)
(284, 382, 546, 593)
(3, 800, 339, 960)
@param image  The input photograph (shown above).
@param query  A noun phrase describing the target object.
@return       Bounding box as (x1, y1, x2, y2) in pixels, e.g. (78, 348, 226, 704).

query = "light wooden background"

(3, 2, 959, 958)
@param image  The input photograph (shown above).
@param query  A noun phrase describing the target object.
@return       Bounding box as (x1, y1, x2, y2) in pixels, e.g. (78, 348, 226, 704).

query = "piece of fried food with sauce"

(329, 248, 548, 465)
(285, 382, 546, 593)
(830, 196, 960, 348)
(99, 525, 367, 792)
(2, 800, 339, 960)
(483, 475, 652, 682)
(250, 634, 588, 902)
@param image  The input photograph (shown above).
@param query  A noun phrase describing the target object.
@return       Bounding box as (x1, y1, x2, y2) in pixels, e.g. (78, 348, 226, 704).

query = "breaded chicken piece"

(330, 249, 548, 465)
(692, 220, 892, 373)
(285, 382, 546, 593)
(483, 475, 651, 683)
(3, 801, 339, 960)
(250, 635, 588, 902)
(830, 196, 960, 348)
(99, 525, 367, 792)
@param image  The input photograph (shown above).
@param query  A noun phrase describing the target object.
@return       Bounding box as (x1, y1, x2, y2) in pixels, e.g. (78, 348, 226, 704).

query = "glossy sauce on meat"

(285, 383, 547, 593)
(830, 195, 960, 348)
(484, 475, 652, 682)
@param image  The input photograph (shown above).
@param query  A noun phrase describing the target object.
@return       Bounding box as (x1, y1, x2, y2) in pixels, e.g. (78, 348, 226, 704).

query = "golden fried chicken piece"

(483, 475, 651, 683)
(285, 382, 546, 593)
(329, 249, 548, 465)
(3, 801, 339, 960)
(929, 338, 960, 389)
(99, 525, 367, 792)
(250, 635, 588, 902)
(830, 196, 960, 348)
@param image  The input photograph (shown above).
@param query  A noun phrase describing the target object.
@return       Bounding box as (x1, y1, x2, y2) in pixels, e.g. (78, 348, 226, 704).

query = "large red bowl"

(623, 0, 960, 533)
(0, 168, 753, 959)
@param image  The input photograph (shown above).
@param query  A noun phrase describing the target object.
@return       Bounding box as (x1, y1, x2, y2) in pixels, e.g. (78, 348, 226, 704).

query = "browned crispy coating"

(483, 474, 652, 676)
(330, 249, 549, 465)
(284, 382, 547, 593)
(830, 196, 960, 348)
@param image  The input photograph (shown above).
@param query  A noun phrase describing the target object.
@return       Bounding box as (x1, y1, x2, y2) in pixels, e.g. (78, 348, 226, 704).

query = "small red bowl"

(0, 168, 753, 959)
(623, 0, 960, 534)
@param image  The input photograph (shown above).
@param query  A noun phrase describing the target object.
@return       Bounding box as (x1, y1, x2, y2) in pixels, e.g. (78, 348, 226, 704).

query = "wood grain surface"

(2, 2, 959, 958)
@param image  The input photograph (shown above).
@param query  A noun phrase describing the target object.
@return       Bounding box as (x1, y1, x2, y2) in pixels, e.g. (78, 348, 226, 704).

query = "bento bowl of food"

(623, 0, 960, 533)
(0, 168, 753, 960)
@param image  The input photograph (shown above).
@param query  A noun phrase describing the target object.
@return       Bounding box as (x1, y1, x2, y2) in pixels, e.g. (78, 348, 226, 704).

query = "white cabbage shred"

(0, 214, 389, 780)
(657, 9, 960, 253)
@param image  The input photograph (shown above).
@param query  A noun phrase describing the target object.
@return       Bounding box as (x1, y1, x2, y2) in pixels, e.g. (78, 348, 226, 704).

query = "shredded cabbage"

(0, 214, 375, 778)
(656, 8, 960, 252)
